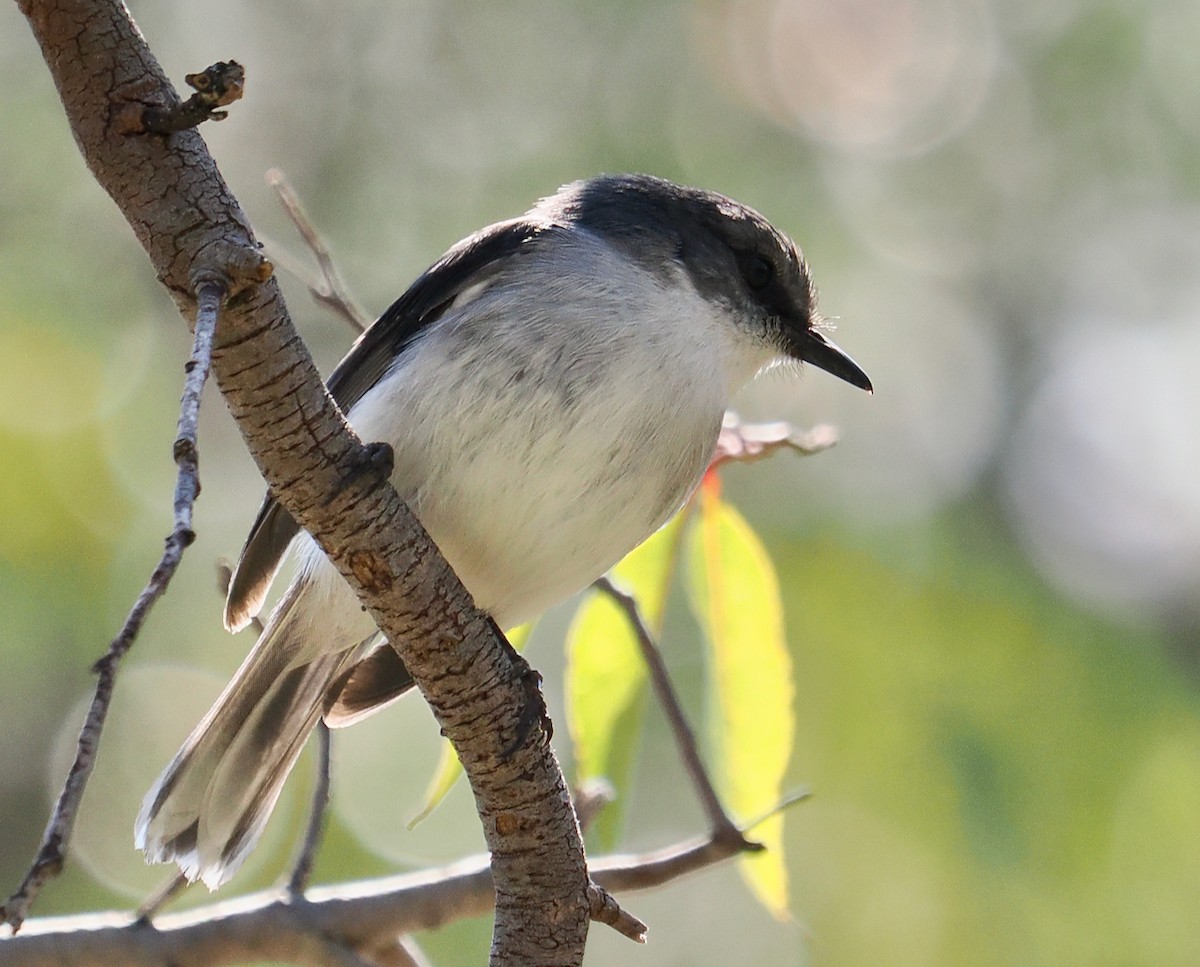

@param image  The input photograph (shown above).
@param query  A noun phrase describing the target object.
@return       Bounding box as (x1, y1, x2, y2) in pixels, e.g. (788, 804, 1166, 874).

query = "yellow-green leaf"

(408, 622, 533, 828)
(566, 514, 684, 849)
(686, 478, 794, 918)
(406, 739, 463, 829)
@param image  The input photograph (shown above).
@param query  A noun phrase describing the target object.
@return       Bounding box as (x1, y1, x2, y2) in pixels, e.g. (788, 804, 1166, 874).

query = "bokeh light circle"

(706, 0, 998, 157)
(50, 664, 307, 897)
(332, 688, 486, 866)
(1004, 321, 1200, 611)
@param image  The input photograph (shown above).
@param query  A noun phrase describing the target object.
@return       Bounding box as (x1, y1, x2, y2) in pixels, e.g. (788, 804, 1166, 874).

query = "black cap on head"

(548, 174, 872, 393)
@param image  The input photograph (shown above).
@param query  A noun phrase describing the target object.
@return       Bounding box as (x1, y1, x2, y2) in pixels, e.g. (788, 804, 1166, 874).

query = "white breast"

(329, 231, 775, 628)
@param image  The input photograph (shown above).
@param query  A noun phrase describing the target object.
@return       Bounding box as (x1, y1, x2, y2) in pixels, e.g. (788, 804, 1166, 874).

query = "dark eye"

(742, 254, 774, 291)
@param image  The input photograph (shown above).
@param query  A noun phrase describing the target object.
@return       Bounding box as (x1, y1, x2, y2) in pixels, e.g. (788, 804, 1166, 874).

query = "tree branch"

(1, 283, 221, 931)
(287, 721, 333, 897)
(265, 168, 371, 332)
(11, 2, 588, 961)
(2, 799, 808, 967)
(592, 577, 758, 852)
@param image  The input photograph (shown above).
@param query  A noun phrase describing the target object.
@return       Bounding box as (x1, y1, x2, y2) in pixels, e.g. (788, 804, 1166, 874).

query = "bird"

(135, 173, 872, 889)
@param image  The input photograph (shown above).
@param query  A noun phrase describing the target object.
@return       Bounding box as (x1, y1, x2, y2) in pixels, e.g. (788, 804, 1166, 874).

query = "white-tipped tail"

(135, 577, 365, 889)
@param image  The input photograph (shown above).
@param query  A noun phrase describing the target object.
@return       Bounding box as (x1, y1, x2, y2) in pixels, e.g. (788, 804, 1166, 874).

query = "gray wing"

(323, 644, 414, 727)
(223, 217, 551, 631)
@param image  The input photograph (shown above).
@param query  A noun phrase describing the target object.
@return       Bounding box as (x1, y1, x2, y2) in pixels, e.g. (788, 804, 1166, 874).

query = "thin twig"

(309, 934, 379, 967)
(134, 871, 189, 923)
(742, 788, 811, 832)
(267, 168, 371, 332)
(0, 284, 223, 934)
(592, 577, 757, 851)
(116, 61, 245, 135)
(710, 413, 839, 468)
(587, 882, 647, 943)
(573, 778, 616, 834)
(288, 721, 333, 896)
(365, 936, 434, 967)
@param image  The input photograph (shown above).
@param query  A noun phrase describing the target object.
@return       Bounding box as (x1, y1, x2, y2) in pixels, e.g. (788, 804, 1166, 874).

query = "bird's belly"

(398, 412, 718, 629)
(344, 273, 732, 629)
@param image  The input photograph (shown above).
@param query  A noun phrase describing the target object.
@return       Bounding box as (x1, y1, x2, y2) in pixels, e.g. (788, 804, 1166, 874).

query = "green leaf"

(686, 477, 794, 919)
(407, 622, 533, 828)
(406, 738, 463, 830)
(566, 514, 684, 850)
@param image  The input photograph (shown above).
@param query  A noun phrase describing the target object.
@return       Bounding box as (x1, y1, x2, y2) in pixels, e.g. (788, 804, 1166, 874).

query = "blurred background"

(2, 0, 1199, 964)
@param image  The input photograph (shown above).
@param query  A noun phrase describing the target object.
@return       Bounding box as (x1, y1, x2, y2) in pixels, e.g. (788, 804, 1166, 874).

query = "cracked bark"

(15, 1, 589, 963)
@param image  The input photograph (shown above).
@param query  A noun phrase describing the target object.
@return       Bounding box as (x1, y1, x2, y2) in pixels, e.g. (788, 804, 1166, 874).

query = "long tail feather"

(135, 578, 365, 889)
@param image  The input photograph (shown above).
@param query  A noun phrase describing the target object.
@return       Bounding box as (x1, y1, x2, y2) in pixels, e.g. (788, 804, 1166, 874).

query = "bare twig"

(573, 779, 616, 833)
(267, 169, 371, 332)
(363, 936, 433, 967)
(742, 788, 811, 832)
(1, 284, 223, 934)
(592, 576, 758, 852)
(115, 61, 245, 135)
(587, 882, 646, 944)
(711, 413, 839, 468)
(288, 721, 333, 896)
(309, 935, 378, 967)
(134, 872, 189, 923)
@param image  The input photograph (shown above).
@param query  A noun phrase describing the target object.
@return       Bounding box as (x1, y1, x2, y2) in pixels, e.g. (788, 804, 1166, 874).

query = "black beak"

(793, 328, 873, 393)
